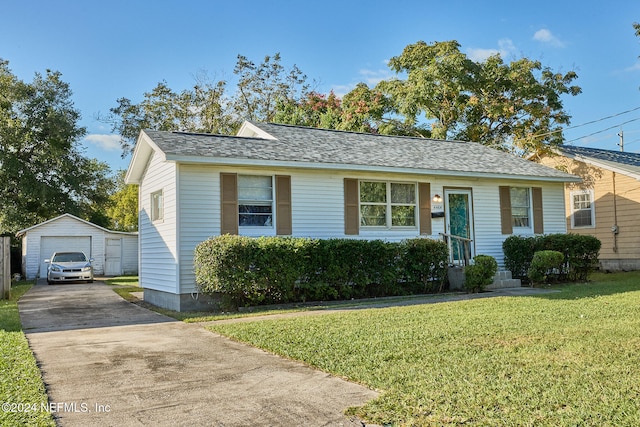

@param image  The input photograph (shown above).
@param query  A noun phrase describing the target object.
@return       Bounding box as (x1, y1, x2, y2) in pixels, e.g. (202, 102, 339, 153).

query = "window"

(151, 190, 163, 221)
(510, 187, 530, 228)
(571, 190, 595, 228)
(360, 181, 416, 228)
(238, 175, 273, 227)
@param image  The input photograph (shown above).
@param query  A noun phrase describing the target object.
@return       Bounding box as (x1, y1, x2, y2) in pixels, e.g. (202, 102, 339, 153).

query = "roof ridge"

(250, 121, 471, 144)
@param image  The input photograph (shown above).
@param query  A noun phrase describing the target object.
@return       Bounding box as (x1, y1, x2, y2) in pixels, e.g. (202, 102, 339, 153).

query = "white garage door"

(39, 236, 92, 278)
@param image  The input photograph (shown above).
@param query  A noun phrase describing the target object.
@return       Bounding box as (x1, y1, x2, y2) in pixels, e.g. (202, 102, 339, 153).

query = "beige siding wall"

(539, 155, 640, 264)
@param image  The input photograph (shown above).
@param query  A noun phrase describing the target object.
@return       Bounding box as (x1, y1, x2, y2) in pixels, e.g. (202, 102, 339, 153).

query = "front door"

(445, 189, 475, 262)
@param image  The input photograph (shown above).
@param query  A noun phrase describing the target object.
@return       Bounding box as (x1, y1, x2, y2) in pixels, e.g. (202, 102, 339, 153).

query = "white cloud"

(330, 67, 394, 98)
(467, 38, 517, 62)
(624, 62, 640, 72)
(358, 68, 393, 86)
(84, 134, 121, 151)
(533, 28, 566, 47)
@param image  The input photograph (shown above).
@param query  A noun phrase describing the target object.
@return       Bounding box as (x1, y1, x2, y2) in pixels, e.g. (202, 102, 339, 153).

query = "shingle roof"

(141, 121, 578, 181)
(561, 145, 640, 178)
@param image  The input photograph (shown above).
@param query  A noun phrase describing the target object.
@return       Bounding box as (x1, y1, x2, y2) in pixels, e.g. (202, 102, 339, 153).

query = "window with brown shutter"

(532, 187, 544, 234)
(418, 183, 432, 235)
(220, 173, 238, 235)
(275, 175, 292, 235)
(499, 186, 513, 235)
(344, 178, 359, 235)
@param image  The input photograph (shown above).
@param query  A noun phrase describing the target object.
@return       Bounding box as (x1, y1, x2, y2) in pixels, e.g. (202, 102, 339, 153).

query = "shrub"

(193, 235, 308, 307)
(464, 255, 498, 293)
(527, 250, 565, 285)
(401, 238, 449, 293)
(503, 234, 601, 283)
(502, 235, 541, 280)
(194, 235, 449, 308)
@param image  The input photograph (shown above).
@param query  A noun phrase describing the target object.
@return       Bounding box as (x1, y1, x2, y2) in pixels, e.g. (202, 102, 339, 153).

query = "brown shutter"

(499, 186, 513, 235)
(344, 178, 359, 235)
(418, 182, 432, 235)
(275, 175, 292, 235)
(220, 173, 238, 235)
(532, 187, 544, 234)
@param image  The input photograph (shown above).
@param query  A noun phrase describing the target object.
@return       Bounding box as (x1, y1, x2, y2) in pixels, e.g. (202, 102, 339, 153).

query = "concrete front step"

(448, 267, 522, 290)
(486, 270, 522, 290)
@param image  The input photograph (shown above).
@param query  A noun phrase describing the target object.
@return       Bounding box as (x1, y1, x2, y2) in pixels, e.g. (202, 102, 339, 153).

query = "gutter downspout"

(612, 171, 619, 253)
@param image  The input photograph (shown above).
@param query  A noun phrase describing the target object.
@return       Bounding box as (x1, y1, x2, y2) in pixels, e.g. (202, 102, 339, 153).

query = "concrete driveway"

(18, 281, 378, 427)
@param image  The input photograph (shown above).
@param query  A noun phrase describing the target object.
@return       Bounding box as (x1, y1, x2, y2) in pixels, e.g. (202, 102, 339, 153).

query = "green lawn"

(208, 271, 640, 426)
(0, 282, 56, 427)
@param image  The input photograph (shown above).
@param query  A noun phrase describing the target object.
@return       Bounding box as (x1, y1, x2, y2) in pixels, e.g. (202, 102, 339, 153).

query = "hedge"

(503, 234, 601, 283)
(194, 235, 448, 308)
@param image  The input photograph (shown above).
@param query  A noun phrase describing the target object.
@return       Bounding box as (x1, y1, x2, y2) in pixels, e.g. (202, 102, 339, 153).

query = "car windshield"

(52, 252, 87, 263)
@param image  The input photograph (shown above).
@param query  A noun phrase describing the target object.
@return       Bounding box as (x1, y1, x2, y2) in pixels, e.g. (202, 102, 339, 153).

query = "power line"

(516, 106, 640, 142)
(565, 117, 640, 144)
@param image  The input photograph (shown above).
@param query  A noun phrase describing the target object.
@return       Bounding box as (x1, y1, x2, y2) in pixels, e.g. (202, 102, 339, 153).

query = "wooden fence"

(1, 236, 10, 299)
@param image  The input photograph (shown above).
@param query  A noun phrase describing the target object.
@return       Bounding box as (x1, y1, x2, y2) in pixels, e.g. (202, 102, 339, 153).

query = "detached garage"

(16, 213, 138, 280)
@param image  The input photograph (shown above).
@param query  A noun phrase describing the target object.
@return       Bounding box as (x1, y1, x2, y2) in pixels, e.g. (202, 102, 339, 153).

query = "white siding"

(178, 165, 219, 292)
(121, 234, 139, 275)
(139, 152, 178, 293)
(173, 165, 569, 293)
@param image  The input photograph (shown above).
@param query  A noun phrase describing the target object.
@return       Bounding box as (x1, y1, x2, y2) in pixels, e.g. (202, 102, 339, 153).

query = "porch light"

(432, 194, 442, 203)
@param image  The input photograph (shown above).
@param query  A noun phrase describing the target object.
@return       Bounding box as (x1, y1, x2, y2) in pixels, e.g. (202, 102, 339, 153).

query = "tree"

(274, 84, 414, 135)
(108, 78, 235, 154)
(108, 53, 311, 156)
(233, 53, 309, 122)
(105, 170, 138, 231)
(273, 91, 342, 129)
(379, 40, 476, 139)
(378, 40, 581, 156)
(0, 60, 114, 232)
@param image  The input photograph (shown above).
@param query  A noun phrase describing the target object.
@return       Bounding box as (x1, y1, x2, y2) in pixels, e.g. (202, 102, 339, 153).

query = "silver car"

(45, 252, 94, 284)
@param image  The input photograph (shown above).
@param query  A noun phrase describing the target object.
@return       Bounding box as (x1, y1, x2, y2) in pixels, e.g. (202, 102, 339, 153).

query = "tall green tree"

(105, 170, 138, 231)
(109, 78, 234, 154)
(109, 53, 311, 155)
(378, 40, 581, 155)
(0, 60, 114, 232)
(233, 53, 309, 122)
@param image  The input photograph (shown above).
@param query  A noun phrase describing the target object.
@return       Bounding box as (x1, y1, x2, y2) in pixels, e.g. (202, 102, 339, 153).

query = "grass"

(208, 271, 640, 426)
(0, 282, 56, 427)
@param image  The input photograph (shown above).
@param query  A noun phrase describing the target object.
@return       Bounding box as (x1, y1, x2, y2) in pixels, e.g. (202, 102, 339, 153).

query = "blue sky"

(2, 0, 640, 173)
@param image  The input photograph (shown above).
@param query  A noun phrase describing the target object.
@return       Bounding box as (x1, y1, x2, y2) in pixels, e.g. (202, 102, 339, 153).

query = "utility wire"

(565, 117, 640, 144)
(516, 106, 640, 142)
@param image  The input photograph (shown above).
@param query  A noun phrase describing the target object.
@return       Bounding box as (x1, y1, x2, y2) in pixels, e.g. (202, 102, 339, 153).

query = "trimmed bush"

(527, 250, 565, 285)
(401, 238, 449, 293)
(503, 234, 601, 283)
(464, 255, 498, 293)
(502, 235, 539, 280)
(194, 235, 449, 308)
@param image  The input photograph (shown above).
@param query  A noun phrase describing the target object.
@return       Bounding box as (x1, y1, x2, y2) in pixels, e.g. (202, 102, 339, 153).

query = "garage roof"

(16, 214, 138, 238)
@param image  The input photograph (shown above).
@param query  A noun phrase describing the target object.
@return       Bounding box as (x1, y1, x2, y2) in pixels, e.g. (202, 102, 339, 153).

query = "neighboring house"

(125, 121, 580, 311)
(537, 145, 640, 271)
(16, 213, 139, 280)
